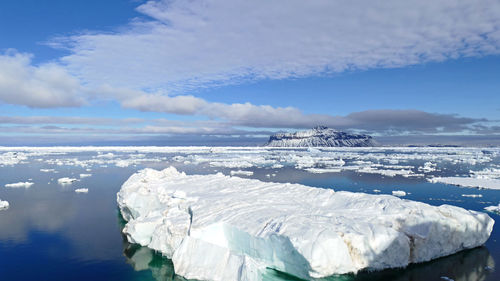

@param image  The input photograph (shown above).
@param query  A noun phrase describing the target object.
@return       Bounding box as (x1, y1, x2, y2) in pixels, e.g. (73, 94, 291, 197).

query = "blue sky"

(0, 0, 499, 145)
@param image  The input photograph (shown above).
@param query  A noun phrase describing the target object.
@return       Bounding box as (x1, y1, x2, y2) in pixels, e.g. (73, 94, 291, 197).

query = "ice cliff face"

(265, 126, 376, 147)
(117, 167, 494, 281)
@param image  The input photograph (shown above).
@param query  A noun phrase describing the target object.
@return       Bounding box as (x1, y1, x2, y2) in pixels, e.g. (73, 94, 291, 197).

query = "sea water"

(0, 148, 499, 281)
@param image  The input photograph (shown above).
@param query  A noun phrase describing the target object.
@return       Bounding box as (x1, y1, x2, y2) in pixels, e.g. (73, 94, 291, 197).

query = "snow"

(428, 177, 500, 190)
(57, 177, 78, 185)
(392, 190, 407, 197)
(485, 203, 500, 214)
(117, 167, 494, 281)
(0, 199, 9, 210)
(5, 182, 34, 188)
(75, 188, 89, 193)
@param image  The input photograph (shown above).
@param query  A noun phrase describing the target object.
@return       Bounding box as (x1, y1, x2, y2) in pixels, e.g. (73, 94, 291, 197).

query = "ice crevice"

(117, 167, 494, 281)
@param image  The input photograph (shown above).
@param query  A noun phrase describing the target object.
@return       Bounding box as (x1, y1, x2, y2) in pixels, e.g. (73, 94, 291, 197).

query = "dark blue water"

(0, 150, 498, 281)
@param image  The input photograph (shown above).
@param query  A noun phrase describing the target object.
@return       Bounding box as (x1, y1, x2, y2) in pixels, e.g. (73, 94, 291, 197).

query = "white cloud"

(57, 0, 500, 92)
(0, 51, 84, 108)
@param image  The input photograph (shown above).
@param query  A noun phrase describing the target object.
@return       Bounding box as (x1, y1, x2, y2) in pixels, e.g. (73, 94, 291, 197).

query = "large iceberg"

(117, 167, 494, 281)
(265, 126, 376, 147)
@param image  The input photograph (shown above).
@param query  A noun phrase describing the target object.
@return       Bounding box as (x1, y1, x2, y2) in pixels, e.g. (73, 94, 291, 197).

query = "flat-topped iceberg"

(117, 167, 494, 281)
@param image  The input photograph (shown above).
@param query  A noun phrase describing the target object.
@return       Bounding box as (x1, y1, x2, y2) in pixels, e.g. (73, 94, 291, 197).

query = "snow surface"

(4, 182, 34, 188)
(0, 199, 9, 210)
(117, 167, 494, 281)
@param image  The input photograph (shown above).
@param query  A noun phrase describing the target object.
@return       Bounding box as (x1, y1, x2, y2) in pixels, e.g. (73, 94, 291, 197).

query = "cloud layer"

(58, 0, 500, 91)
(0, 51, 84, 108)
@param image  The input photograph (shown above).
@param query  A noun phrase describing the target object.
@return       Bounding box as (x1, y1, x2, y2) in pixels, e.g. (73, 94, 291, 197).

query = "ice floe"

(79, 173, 92, 178)
(485, 203, 500, 214)
(57, 177, 78, 185)
(428, 177, 500, 190)
(4, 182, 34, 188)
(461, 194, 483, 198)
(117, 167, 494, 281)
(0, 199, 9, 210)
(75, 188, 89, 193)
(229, 170, 254, 176)
(392, 190, 407, 197)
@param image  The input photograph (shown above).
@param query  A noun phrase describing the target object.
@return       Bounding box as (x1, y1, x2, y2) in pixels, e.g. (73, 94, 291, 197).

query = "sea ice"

(75, 188, 89, 193)
(392, 190, 407, 197)
(118, 167, 494, 281)
(461, 194, 483, 198)
(230, 170, 254, 176)
(428, 177, 500, 190)
(79, 173, 92, 178)
(0, 199, 9, 210)
(485, 203, 500, 214)
(57, 177, 78, 185)
(4, 182, 34, 188)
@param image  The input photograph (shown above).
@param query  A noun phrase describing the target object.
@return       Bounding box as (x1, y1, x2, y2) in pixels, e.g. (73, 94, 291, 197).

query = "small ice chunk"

(0, 199, 9, 210)
(392, 190, 406, 197)
(40, 168, 56, 173)
(230, 170, 254, 176)
(75, 188, 89, 193)
(79, 173, 92, 178)
(373, 189, 381, 193)
(484, 203, 500, 214)
(57, 177, 78, 185)
(5, 182, 34, 188)
(461, 194, 483, 198)
(440, 277, 454, 281)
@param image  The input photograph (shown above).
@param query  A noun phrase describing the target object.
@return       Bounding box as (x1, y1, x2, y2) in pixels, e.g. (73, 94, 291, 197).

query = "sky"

(0, 0, 499, 146)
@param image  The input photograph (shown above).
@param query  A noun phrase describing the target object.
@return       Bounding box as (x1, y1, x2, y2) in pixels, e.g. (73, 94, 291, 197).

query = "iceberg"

(117, 167, 494, 281)
(0, 199, 9, 210)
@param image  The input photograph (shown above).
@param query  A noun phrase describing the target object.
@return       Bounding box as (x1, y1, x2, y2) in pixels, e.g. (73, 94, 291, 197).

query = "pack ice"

(117, 167, 494, 281)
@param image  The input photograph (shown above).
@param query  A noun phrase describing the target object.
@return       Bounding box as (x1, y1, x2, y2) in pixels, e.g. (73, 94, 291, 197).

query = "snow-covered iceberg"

(117, 167, 494, 281)
(265, 126, 376, 147)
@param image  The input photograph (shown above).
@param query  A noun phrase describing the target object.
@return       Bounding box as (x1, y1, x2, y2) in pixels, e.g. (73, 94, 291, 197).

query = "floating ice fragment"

(79, 173, 92, 178)
(461, 194, 483, 198)
(485, 203, 500, 214)
(428, 177, 500, 190)
(230, 170, 254, 176)
(5, 182, 34, 188)
(57, 177, 78, 185)
(373, 189, 381, 193)
(0, 199, 9, 210)
(392, 190, 406, 197)
(118, 167, 494, 281)
(75, 188, 89, 193)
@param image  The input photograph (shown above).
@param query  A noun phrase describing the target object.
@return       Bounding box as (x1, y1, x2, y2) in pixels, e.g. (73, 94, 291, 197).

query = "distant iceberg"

(265, 126, 376, 147)
(117, 167, 494, 281)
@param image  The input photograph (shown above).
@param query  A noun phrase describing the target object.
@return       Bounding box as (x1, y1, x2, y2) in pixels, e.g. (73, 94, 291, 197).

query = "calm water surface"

(0, 150, 499, 281)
